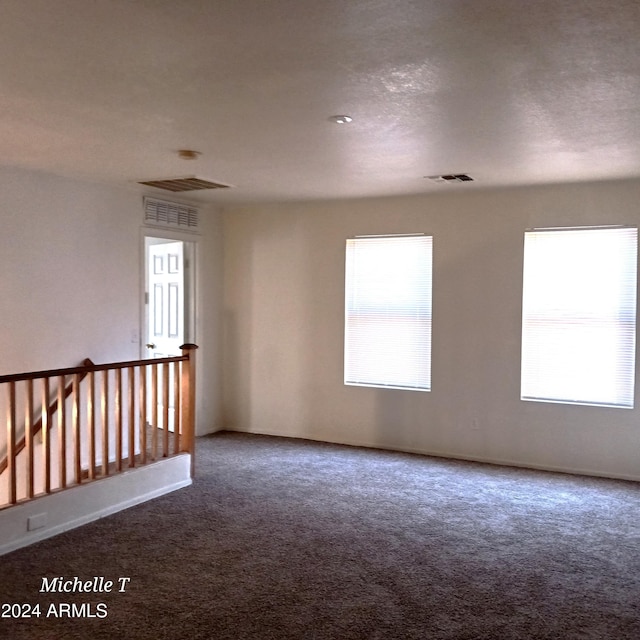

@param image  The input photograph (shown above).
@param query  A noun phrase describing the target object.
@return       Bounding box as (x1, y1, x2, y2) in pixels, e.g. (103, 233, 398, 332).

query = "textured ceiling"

(0, 0, 639, 204)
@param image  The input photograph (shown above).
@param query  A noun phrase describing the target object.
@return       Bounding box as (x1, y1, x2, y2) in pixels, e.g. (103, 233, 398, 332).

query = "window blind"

(521, 226, 637, 408)
(344, 235, 432, 391)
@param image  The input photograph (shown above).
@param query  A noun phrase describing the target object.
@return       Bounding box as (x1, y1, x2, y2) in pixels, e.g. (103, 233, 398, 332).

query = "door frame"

(140, 228, 197, 359)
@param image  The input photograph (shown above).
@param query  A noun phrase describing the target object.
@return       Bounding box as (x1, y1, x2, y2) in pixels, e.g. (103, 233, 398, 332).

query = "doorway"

(143, 234, 196, 433)
(144, 235, 195, 358)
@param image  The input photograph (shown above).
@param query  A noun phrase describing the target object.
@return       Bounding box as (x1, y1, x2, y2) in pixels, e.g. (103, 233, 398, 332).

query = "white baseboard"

(0, 454, 192, 556)
(224, 427, 640, 482)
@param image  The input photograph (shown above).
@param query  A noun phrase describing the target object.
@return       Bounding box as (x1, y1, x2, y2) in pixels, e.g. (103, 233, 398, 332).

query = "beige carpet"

(1, 431, 639, 639)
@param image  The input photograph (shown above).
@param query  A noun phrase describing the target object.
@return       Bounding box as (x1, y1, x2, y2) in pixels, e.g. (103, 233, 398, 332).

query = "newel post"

(180, 344, 198, 477)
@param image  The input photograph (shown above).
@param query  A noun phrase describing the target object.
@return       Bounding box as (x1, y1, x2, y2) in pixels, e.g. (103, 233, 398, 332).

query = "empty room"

(1, 1, 640, 638)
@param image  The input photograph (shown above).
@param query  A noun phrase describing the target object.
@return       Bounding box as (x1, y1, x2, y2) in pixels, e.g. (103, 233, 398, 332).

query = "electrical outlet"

(27, 513, 47, 531)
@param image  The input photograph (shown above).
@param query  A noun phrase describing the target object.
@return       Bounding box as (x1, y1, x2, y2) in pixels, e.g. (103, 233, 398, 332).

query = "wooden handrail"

(0, 358, 94, 476)
(0, 354, 188, 385)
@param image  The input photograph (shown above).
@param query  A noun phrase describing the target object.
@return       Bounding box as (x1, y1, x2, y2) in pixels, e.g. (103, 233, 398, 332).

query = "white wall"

(195, 204, 225, 435)
(0, 166, 223, 434)
(222, 179, 640, 480)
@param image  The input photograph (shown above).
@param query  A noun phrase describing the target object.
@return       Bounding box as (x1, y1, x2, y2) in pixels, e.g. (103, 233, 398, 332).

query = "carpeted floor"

(1, 431, 639, 639)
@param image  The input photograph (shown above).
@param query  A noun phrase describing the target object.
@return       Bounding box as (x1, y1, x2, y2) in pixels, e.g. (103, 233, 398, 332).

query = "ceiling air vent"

(427, 174, 474, 184)
(138, 176, 230, 192)
(144, 197, 199, 232)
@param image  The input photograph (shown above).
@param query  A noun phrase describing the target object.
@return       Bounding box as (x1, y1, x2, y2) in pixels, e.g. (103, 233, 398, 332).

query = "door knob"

(146, 343, 156, 349)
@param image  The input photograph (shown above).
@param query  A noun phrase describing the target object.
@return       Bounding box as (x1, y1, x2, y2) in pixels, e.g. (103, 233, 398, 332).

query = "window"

(344, 234, 432, 391)
(521, 226, 637, 408)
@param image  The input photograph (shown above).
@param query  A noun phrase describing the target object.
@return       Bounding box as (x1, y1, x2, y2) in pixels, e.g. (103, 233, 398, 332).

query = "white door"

(146, 240, 185, 433)
(147, 240, 184, 358)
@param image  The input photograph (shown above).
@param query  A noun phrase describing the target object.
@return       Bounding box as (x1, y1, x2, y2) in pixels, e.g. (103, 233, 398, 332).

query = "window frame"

(520, 225, 637, 409)
(344, 233, 433, 392)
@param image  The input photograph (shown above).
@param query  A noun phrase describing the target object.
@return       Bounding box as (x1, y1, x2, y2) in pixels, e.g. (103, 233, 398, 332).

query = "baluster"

(151, 363, 158, 461)
(101, 370, 109, 477)
(25, 379, 34, 498)
(42, 378, 51, 494)
(87, 370, 96, 480)
(162, 362, 169, 457)
(72, 374, 81, 484)
(115, 368, 122, 472)
(7, 382, 17, 504)
(58, 375, 67, 489)
(139, 365, 147, 465)
(173, 360, 181, 455)
(128, 366, 135, 468)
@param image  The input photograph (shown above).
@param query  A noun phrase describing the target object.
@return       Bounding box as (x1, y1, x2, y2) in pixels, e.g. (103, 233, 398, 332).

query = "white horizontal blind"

(345, 235, 432, 391)
(521, 226, 637, 408)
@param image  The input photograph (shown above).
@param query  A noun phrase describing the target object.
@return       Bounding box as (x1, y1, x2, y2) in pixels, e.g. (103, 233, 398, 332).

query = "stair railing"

(0, 344, 197, 509)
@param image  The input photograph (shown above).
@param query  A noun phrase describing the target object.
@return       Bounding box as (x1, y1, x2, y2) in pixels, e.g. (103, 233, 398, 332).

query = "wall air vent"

(143, 197, 199, 232)
(138, 176, 230, 192)
(427, 174, 474, 184)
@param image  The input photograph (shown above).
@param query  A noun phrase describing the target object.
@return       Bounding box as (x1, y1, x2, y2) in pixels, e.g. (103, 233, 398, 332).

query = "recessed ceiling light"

(329, 115, 353, 124)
